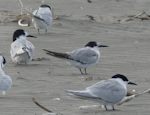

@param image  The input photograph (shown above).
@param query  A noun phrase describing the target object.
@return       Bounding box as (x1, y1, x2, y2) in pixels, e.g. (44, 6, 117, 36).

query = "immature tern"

(10, 29, 36, 64)
(32, 4, 53, 34)
(43, 41, 108, 74)
(65, 74, 137, 110)
(0, 54, 12, 95)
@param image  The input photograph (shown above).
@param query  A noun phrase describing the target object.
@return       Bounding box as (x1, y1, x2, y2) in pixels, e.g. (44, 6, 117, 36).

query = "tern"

(0, 54, 12, 95)
(65, 74, 137, 110)
(43, 41, 108, 74)
(10, 29, 36, 64)
(32, 4, 53, 34)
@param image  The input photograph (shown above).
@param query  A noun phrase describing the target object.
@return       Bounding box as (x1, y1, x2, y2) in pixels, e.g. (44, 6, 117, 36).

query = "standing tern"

(43, 41, 108, 74)
(65, 74, 137, 110)
(32, 4, 53, 34)
(0, 54, 12, 95)
(10, 29, 36, 65)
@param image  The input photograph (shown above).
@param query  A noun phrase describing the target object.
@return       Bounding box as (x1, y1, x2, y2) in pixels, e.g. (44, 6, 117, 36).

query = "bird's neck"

(16, 36, 26, 40)
(86, 46, 99, 50)
(115, 78, 127, 89)
(86, 47, 100, 56)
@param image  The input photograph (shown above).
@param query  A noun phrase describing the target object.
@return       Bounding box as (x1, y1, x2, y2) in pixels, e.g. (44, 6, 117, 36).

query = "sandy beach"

(0, 0, 150, 114)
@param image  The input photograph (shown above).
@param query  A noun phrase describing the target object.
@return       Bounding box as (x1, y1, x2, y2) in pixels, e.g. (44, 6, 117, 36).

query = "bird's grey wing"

(0, 75, 12, 91)
(10, 39, 34, 58)
(86, 80, 127, 103)
(64, 89, 98, 99)
(10, 40, 23, 58)
(68, 48, 99, 64)
(32, 9, 52, 26)
(25, 40, 34, 57)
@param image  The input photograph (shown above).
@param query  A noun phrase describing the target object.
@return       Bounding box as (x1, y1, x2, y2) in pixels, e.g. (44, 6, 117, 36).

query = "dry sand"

(0, 0, 150, 114)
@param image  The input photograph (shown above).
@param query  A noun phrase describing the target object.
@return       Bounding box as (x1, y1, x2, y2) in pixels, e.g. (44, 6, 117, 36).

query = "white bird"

(65, 74, 137, 110)
(32, 4, 53, 34)
(0, 54, 12, 95)
(43, 41, 108, 74)
(10, 29, 36, 64)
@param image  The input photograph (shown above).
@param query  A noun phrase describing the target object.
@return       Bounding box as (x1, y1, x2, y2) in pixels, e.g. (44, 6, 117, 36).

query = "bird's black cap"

(13, 29, 25, 42)
(40, 4, 51, 10)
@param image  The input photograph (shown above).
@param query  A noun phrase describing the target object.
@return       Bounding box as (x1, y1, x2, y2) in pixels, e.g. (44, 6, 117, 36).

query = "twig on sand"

(32, 97, 62, 115)
(53, 13, 73, 20)
(86, 15, 96, 21)
(117, 88, 150, 105)
(32, 57, 51, 61)
(52, 22, 62, 25)
(32, 97, 53, 113)
(0, 0, 31, 26)
(111, 12, 150, 22)
(123, 12, 149, 21)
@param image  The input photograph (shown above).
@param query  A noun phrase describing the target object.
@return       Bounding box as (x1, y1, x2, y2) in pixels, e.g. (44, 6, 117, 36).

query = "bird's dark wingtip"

(46, 53, 52, 55)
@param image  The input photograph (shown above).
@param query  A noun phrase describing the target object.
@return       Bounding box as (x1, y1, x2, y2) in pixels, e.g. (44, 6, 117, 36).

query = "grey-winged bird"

(65, 74, 137, 110)
(32, 4, 53, 34)
(43, 41, 108, 74)
(10, 29, 36, 65)
(0, 54, 12, 95)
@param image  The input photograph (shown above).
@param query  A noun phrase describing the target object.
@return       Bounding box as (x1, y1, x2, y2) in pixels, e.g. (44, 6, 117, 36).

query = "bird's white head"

(13, 29, 37, 42)
(85, 41, 108, 49)
(0, 54, 6, 68)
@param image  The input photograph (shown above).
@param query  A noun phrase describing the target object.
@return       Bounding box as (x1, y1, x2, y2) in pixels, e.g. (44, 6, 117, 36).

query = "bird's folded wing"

(29, 11, 45, 22)
(10, 40, 34, 58)
(64, 89, 98, 99)
(68, 48, 99, 64)
(86, 80, 127, 103)
(32, 9, 52, 26)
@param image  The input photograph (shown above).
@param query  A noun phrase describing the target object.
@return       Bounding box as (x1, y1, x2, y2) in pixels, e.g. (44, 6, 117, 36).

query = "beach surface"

(0, 0, 150, 114)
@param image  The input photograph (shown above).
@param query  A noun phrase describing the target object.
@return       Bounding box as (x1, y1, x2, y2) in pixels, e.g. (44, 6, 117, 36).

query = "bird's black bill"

(27, 35, 37, 38)
(128, 82, 137, 85)
(99, 45, 108, 47)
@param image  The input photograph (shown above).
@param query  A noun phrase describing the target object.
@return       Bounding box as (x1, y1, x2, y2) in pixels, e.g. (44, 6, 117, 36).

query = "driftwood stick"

(136, 16, 150, 20)
(111, 12, 150, 22)
(32, 97, 53, 113)
(117, 88, 150, 105)
(1, 0, 31, 26)
(134, 12, 145, 18)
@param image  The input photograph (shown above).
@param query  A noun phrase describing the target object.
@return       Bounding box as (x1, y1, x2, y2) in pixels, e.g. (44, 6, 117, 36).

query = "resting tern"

(32, 4, 53, 34)
(65, 74, 137, 110)
(10, 29, 36, 64)
(43, 41, 108, 74)
(0, 54, 12, 95)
